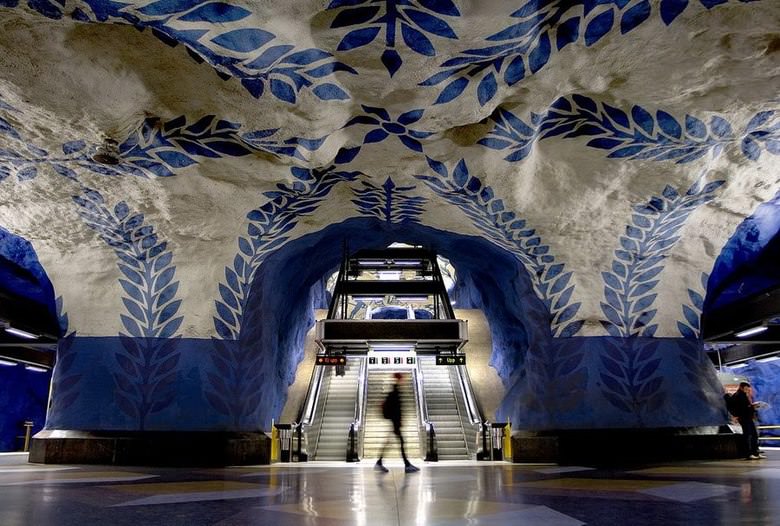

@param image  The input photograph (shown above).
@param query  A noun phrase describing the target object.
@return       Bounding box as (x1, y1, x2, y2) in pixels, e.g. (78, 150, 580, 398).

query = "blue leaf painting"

(477, 96, 780, 165)
(328, 0, 460, 76)
(598, 340, 667, 422)
(598, 178, 723, 337)
(207, 167, 358, 425)
(71, 187, 183, 429)
(351, 177, 426, 224)
(415, 157, 580, 336)
(420, 0, 745, 106)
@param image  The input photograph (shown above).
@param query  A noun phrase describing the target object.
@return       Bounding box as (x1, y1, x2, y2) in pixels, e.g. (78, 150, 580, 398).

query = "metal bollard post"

(22, 421, 34, 452)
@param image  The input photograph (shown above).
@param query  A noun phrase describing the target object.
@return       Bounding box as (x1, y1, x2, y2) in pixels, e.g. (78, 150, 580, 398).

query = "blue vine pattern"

(122, 115, 329, 177)
(0, 96, 143, 182)
(327, 0, 460, 77)
(13, 0, 356, 103)
(207, 166, 359, 423)
(351, 177, 426, 224)
(421, 0, 758, 106)
(48, 296, 81, 414)
(72, 187, 183, 429)
(480, 96, 780, 164)
(415, 157, 582, 337)
(678, 271, 709, 339)
(600, 177, 725, 338)
(599, 338, 666, 420)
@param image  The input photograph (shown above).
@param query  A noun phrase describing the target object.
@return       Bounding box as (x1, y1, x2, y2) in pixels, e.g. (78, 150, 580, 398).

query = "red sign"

(316, 355, 347, 366)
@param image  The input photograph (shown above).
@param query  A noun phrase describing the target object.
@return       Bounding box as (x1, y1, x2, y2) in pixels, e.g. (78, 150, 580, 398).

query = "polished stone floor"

(2, 451, 780, 525)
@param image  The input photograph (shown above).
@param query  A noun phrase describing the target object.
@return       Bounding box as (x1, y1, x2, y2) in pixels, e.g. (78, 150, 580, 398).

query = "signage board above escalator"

(436, 355, 466, 366)
(315, 355, 347, 366)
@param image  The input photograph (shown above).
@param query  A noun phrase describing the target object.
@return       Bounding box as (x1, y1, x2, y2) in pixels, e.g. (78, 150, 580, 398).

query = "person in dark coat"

(375, 372, 419, 473)
(733, 382, 766, 460)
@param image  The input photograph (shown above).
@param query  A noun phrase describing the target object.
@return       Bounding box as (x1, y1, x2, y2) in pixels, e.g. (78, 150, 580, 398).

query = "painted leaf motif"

(338, 27, 381, 50)
(660, 0, 690, 25)
(584, 9, 614, 46)
(211, 29, 276, 53)
(330, 6, 380, 27)
(621, 0, 651, 33)
(179, 2, 251, 22)
(528, 32, 551, 73)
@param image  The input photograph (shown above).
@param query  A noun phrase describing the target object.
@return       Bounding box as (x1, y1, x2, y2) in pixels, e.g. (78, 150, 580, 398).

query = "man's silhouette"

(375, 372, 419, 473)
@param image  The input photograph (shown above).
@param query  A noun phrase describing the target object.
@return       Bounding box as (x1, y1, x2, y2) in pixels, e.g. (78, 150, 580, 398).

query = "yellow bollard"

(503, 422, 512, 461)
(271, 425, 279, 463)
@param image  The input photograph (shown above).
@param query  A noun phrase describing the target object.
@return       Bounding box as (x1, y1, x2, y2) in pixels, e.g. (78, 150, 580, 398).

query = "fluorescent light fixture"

(357, 260, 384, 266)
(352, 296, 383, 302)
(377, 271, 401, 280)
(24, 365, 48, 373)
(370, 343, 414, 351)
(395, 296, 429, 303)
(4, 327, 39, 339)
(757, 356, 780, 363)
(392, 260, 421, 266)
(0, 359, 17, 367)
(735, 326, 768, 338)
(730, 363, 749, 369)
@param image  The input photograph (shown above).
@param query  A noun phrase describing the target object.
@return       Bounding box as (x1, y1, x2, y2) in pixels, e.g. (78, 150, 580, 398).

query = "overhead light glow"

(24, 365, 48, 373)
(730, 363, 749, 369)
(395, 296, 429, 302)
(5, 327, 39, 339)
(735, 326, 768, 338)
(352, 296, 383, 302)
(757, 356, 780, 363)
(0, 359, 18, 367)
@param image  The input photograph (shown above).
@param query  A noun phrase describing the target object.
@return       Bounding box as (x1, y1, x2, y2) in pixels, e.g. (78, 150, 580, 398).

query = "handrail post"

(425, 423, 438, 462)
(346, 422, 359, 462)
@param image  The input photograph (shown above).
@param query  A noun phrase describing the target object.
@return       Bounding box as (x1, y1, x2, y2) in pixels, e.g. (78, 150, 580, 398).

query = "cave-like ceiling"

(0, 0, 778, 346)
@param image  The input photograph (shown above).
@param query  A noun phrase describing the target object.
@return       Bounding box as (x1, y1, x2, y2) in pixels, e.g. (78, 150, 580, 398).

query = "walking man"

(375, 372, 419, 473)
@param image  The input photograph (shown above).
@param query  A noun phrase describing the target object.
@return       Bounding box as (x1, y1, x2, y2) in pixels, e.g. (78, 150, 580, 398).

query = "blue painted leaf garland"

(415, 157, 583, 337)
(422, 0, 757, 106)
(599, 339, 667, 420)
(48, 296, 81, 413)
(351, 177, 426, 224)
(206, 166, 359, 422)
(479, 96, 780, 165)
(72, 187, 183, 429)
(328, 0, 460, 77)
(22, 0, 355, 103)
(677, 272, 708, 339)
(121, 115, 329, 177)
(599, 177, 724, 338)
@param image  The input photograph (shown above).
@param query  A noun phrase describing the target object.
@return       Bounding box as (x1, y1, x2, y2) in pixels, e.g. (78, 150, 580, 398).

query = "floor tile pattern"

(1, 453, 779, 525)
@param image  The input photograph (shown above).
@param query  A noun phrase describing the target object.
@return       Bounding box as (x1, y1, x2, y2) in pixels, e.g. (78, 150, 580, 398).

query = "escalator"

(309, 357, 363, 460)
(362, 370, 420, 459)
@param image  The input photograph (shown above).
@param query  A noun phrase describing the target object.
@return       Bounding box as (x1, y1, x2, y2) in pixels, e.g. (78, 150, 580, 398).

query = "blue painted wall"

(45, 218, 725, 432)
(706, 190, 780, 310)
(0, 363, 50, 451)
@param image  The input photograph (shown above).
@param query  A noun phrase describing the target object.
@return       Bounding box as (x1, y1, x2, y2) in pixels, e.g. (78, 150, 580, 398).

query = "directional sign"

(316, 355, 347, 366)
(436, 355, 466, 366)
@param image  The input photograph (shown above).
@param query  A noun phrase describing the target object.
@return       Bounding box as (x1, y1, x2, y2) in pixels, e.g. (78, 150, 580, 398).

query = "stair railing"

(346, 357, 368, 462)
(300, 363, 330, 459)
(414, 362, 437, 461)
(453, 362, 485, 458)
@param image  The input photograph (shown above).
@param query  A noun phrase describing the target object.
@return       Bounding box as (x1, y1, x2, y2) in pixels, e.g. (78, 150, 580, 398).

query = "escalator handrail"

(299, 358, 327, 427)
(455, 363, 483, 425)
(352, 357, 368, 428)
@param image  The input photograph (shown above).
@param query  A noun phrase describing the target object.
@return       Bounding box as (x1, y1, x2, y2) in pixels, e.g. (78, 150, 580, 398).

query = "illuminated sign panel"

(316, 355, 347, 366)
(436, 355, 466, 366)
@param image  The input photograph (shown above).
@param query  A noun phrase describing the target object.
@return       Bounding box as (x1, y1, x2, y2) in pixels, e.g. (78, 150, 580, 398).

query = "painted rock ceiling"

(0, 0, 778, 340)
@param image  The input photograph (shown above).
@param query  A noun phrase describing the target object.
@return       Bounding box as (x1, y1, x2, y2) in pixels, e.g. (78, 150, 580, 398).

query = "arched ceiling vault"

(0, 0, 778, 346)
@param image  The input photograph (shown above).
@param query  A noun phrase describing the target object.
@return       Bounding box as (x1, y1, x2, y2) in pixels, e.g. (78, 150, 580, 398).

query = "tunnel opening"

(240, 217, 546, 430)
